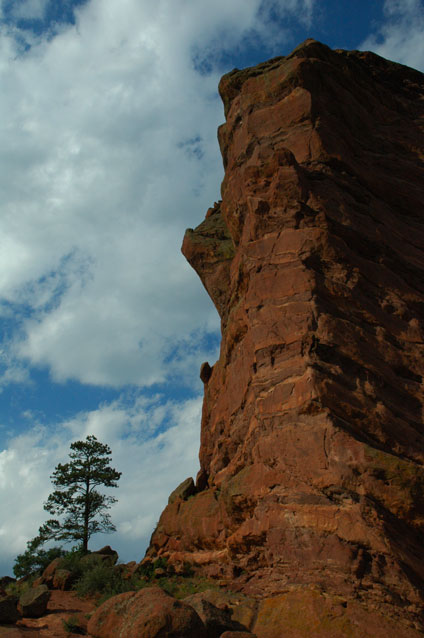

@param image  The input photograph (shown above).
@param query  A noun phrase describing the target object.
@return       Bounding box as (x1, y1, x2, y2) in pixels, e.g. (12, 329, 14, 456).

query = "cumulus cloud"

(0, 394, 202, 574)
(361, 0, 424, 71)
(0, 0, 315, 389)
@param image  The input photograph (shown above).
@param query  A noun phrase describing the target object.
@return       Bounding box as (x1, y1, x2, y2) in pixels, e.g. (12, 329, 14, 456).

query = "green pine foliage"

(41, 435, 121, 552)
(13, 435, 121, 579)
(13, 536, 66, 578)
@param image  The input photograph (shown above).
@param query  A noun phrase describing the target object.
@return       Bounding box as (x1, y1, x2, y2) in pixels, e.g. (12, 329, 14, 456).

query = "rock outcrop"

(148, 39, 424, 635)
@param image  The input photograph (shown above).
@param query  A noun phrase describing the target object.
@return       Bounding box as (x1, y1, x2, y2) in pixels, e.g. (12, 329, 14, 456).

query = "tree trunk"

(83, 480, 90, 552)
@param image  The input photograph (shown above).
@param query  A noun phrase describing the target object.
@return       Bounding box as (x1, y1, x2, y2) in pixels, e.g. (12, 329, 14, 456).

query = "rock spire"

(148, 40, 424, 636)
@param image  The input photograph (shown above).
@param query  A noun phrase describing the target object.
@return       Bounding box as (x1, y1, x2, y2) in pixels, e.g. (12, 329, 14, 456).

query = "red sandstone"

(148, 39, 424, 637)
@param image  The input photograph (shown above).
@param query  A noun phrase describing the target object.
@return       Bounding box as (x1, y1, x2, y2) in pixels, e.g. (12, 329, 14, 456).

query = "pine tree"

(38, 435, 121, 552)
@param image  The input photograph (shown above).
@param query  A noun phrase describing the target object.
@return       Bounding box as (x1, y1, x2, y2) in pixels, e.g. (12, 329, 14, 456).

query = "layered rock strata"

(148, 40, 424, 634)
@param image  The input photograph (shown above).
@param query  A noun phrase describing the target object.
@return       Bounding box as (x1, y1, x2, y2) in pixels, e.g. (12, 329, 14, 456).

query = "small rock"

(18, 584, 50, 617)
(200, 362, 213, 383)
(154, 567, 166, 577)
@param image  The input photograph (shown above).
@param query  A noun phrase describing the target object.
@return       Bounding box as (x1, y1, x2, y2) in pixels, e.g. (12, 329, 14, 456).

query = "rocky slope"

(147, 40, 424, 636)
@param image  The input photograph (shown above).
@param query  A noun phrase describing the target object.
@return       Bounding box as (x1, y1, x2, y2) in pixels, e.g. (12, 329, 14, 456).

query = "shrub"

(58, 547, 87, 580)
(74, 560, 142, 603)
(137, 556, 173, 580)
(158, 575, 219, 599)
(13, 542, 66, 579)
(6, 577, 34, 598)
(62, 614, 86, 634)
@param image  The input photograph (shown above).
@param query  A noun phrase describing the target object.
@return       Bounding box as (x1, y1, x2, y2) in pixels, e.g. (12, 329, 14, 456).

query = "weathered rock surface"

(168, 477, 196, 505)
(82, 546, 118, 566)
(52, 569, 73, 591)
(0, 629, 29, 637)
(87, 586, 206, 638)
(18, 585, 50, 618)
(148, 39, 424, 635)
(39, 557, 62, 589)
(17, 589, 95, 638)
(184, 591, 247, 637)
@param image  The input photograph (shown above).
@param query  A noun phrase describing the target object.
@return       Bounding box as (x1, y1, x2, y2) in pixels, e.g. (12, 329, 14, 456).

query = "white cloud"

(0, 0, 314, 389)
(0, 394, 202, 573)
(361, 0, 424, 71)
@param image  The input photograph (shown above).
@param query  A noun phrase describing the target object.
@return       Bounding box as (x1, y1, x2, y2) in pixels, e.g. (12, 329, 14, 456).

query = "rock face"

(148, 39, 424, 634)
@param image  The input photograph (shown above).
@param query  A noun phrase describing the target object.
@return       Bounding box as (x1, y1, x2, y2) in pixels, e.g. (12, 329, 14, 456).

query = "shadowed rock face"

(148, 40, 424, 634)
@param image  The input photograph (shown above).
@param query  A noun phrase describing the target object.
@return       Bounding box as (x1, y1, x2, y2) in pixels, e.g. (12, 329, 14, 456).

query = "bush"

(137, 556, 173, 580)
(13, 543, 66, 579)
(159, 575, 219, 599)
(6, 577, 34, 598)
(58, 547, 87, 580)
(75, 561, 142, 602)
(62, 614, 86, 634)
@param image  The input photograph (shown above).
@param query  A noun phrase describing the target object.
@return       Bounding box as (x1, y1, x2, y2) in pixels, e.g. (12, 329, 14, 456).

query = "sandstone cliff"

(148, 40, 424, 636)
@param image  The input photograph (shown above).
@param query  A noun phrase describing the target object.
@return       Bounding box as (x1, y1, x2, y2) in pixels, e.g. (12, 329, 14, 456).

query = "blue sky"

(0, 0, 423, 577)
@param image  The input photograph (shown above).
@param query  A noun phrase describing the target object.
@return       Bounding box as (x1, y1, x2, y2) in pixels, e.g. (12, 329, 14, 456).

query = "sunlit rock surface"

(148, 40, 424, 636)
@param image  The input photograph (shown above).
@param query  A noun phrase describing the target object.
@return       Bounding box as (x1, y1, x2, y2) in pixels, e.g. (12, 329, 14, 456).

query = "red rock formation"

(87, 586, 206, 638)
(148, 40, 424, 635)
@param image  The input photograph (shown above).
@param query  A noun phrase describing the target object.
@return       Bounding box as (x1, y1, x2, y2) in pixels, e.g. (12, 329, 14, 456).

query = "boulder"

(200, 362, 213, 383)
(87, 586, 206, 638)
(52, 568, 74, 591)
(40, 557, 62, 588)
(0, 594, 20, 624)
(184, 592, 247, 638)
(168, 477, 196, 505)
(18, 584, 50, 617)
(82, 546, 118, 565)
(93, 545, 118, 558)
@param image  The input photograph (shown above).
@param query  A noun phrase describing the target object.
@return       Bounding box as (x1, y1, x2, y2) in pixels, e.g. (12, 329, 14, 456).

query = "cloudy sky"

(0, 0, 423, 577)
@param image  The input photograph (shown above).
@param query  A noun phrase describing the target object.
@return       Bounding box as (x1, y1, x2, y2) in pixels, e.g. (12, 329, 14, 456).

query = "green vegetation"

(40, 435, 121, 552)
(62, 614, 85, 634)
(6, 577, 35, 597)
(13, 538, 66, 578)
(158, 574, 219, 599)
(10, 544, 219, 610)
(13, 435, 121, 579)
(72, 558, 140, 603)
